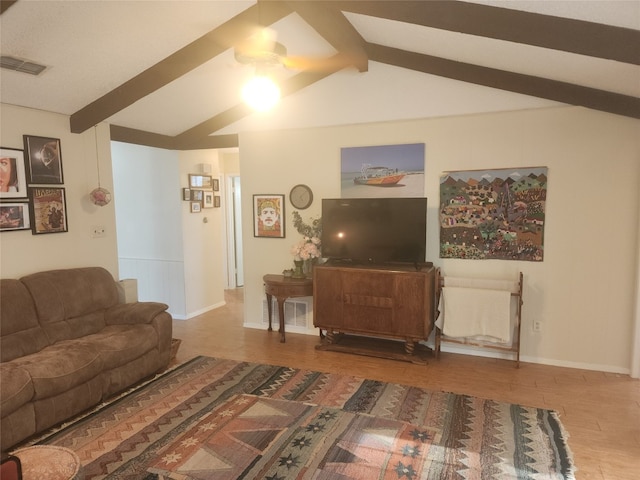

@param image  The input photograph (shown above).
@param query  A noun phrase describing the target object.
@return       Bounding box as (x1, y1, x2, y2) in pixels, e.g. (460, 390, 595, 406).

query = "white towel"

(441, 286, 512, 343)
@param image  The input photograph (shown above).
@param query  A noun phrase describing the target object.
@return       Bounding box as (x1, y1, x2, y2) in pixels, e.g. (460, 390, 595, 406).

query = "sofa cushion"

(21, 267, 119, 343)
(80, 324, 159, 370)
(12, 341, 103, 400)
(0, 364, 34, 418)
(0, 279, 50, 362)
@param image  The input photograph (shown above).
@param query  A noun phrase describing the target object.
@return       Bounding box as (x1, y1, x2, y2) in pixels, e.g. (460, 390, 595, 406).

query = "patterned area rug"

(30, 356, 575, 479)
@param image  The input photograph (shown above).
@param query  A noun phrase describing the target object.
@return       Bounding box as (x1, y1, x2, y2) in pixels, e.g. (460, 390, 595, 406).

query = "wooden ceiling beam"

(0, 1, 19, 15)
(287, 1, 368, 72)
(70, 2, 293, 134)
(367, 43, 640, 119)
(335, 0, 640, 65)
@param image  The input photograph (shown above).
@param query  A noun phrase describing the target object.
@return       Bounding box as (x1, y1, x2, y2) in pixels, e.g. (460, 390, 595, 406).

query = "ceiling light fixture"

(241, 70, 280, 112)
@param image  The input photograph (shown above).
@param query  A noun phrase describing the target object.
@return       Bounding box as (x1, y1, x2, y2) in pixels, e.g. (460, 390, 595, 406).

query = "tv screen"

(321, 197, 427, 265)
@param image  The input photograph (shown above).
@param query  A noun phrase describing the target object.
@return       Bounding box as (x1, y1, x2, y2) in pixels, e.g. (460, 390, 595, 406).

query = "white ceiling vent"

(1, 56, 47, 75)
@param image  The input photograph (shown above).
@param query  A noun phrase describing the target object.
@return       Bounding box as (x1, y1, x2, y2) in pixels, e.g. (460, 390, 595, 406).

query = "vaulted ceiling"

(1, 0, 638, 150)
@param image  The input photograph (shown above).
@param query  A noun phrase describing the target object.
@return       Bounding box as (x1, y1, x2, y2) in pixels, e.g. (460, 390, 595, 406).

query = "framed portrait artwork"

(182, 188, 191, 201)
(29, 187, 68, 234)
(213, 178, 219, 191)
(0, 147, 28, 199)
(214, 195, 221, 208)
(203, 191, 214, 208)
(0, 202, 30, 232)
(191, 202, 201, 213)
(24, 135, 64, 184)
(253, 194, 285, 238)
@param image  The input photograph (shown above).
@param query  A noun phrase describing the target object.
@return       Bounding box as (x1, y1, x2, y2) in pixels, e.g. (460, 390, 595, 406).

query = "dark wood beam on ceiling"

(335, 0, 640, 66)
(287, 1, 368, 72)
(110, 124, 240, 150)
(70, 2, 293, 134)
(109, 125, 177, 150)
(367, 43, 640, 120)
(0, 1, 18, 15)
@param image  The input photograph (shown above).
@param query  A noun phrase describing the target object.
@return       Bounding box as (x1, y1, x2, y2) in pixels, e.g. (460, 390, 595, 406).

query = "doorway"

(226, 175, 244, 288)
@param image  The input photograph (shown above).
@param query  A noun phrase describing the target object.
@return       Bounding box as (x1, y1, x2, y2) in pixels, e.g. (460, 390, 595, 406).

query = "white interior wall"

(111, 144, 227, 319)
(0, 105, 118, 278)
(112, 142, 186, 317)
(239, 106, 640, 374)
(178, 150, 226, 318)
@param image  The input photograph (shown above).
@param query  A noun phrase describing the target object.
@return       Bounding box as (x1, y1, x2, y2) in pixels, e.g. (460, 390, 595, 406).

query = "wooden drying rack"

(434, 271, 524, 367)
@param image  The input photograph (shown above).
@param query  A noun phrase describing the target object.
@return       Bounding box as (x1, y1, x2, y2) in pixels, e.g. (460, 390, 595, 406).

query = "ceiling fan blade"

(283, 53, 362, 73)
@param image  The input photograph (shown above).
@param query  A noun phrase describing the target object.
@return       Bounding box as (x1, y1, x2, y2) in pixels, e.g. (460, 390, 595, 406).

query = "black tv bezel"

(320, 197, 428, 268)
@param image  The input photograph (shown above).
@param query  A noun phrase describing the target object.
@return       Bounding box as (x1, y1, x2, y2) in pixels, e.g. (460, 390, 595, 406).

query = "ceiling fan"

(233, 27, 362, 73)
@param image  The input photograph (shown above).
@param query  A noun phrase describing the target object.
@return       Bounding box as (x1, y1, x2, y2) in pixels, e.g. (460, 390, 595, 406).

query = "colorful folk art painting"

(440, 167, 547, 261)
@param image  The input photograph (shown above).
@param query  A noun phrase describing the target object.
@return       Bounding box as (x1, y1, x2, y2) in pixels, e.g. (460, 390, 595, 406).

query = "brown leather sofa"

(0, 267, 173, 451)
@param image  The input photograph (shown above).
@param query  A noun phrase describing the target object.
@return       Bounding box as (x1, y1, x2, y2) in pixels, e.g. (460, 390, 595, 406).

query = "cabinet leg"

(325, 331, 334, 344)
(404, 340, 416, 355)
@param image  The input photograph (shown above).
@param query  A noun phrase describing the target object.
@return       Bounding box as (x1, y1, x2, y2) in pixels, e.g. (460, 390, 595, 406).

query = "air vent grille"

(1, 56, 47, 75)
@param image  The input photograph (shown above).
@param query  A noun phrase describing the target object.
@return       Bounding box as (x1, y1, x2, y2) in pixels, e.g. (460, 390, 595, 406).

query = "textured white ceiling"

(1, 1, 638, 139)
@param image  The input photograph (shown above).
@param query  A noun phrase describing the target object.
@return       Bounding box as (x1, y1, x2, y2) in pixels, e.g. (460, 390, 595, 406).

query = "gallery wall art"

(440, 167, 547, 261)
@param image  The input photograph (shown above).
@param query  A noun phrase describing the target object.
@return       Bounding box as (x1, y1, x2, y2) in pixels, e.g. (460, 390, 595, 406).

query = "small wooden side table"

(263, 274, 313, 343)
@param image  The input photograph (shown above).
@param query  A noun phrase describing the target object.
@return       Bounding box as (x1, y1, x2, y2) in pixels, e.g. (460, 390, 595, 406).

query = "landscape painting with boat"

(341, 143, 425, 198)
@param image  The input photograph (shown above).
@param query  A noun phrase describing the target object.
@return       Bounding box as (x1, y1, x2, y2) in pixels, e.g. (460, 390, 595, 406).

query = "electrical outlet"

(533, 320, 542, 332)
(91, 225, 105, 238)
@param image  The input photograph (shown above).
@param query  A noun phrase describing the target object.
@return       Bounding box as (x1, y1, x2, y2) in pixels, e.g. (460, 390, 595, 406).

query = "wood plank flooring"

(171, 289, 640, 480)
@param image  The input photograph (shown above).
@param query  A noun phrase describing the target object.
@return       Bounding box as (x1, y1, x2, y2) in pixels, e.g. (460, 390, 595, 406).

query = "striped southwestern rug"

(29, 356, 575, 479)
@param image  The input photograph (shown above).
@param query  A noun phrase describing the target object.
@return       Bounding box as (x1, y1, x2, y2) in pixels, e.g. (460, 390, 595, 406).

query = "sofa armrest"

(104, 302, 169, 325)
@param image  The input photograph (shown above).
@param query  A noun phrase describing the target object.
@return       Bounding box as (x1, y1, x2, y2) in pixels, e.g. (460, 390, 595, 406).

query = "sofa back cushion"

(20, 267, 119, 344)
(0, 279, 50, 362)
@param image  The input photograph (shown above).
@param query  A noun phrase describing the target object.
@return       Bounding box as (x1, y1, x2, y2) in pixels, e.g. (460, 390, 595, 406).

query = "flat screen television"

(321, 197, 427, 266)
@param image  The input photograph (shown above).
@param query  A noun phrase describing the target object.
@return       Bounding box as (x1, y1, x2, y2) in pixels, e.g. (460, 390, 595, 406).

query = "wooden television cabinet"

(313, 262, 439, 363)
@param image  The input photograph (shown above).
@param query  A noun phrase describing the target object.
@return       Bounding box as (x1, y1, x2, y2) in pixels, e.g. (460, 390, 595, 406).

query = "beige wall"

(0, 105, 118, 278)
(239, 106, 640, 374)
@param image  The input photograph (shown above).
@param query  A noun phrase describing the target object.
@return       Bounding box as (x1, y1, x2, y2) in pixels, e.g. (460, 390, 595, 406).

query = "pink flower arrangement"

(291, 236, 321, 261)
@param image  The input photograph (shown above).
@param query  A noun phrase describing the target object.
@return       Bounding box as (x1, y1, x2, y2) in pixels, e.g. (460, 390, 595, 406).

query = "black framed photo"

(213, 178, 219, 191)
(24, 135, 64, 184)
(1, 147, 28, 199)
(214, 195, 221, 208)
(0, 202, 30, 232)
(29, 186, 68, 234)
(182, 188, 191, 201)
(253, 194, 284, 238)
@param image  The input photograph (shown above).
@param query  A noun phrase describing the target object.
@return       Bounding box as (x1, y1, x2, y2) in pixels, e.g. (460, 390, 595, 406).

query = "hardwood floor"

(172, 289, 640, 480)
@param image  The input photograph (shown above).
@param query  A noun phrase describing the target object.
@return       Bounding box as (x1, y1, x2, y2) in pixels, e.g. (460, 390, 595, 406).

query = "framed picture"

(182, 188, 191, 201)
(189, 174, 212, 188)
(29, 186, 68, 234)
(253, 194, 284, 238)
(24, 135, 64, 184)
(213, 178, 219, 191)
(190, 189, 204, 202)
(214, 195, 221, 208)
(190, 201, 201, 213)
(1, 147, 28, 199)
(0, 202, 30, 232)
(203, 191, 214, 208)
